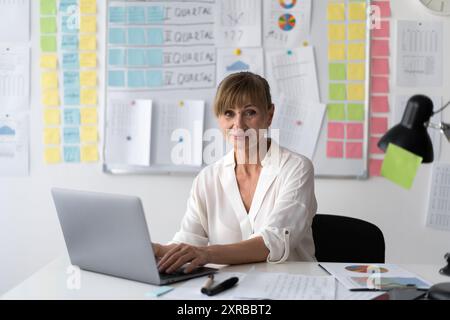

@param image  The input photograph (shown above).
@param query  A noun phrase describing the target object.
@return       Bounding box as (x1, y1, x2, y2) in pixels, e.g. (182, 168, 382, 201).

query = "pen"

(201, 274, 215, 294)
(202, 277, 239, 296)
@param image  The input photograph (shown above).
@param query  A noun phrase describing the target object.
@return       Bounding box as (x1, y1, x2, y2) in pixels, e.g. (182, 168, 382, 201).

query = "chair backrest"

(312, 214, 385, 263)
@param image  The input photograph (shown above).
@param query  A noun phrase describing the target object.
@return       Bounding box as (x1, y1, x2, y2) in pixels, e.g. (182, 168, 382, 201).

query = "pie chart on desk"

(345, 265, 389, 274)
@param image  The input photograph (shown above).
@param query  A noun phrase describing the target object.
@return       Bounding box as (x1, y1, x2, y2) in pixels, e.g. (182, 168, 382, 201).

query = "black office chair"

(312, 214, 385, 263)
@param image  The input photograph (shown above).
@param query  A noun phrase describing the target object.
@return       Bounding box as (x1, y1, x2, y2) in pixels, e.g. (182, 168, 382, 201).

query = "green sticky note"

(329, 63, 346, 81)
(347, 104, 365, 121)
(329, 83, 347, 101)
(41, 17, 57, 33)
(381, 144, 423, 189)
(41, 36, 57, 52)
(327, 104, 346, 121)
(41, 0, 57, 15)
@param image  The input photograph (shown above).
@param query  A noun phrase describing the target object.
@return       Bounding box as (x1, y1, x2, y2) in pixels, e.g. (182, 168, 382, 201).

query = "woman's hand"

(152, 242, 163, 258)
(157, 243, 210, 274)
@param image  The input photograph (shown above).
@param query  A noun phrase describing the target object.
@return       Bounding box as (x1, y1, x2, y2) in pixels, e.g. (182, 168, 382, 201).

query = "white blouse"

(172, 141, 317, 263)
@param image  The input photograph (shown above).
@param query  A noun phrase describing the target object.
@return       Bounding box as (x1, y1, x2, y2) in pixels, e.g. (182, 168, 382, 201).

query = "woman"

(154, 72, 317, 274)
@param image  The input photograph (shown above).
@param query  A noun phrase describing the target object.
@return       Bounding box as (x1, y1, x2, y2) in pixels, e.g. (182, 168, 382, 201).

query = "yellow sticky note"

(40, 55, 58, 69)
(81, 145, 99, 162)
(44, 109, 61, 126)
(45, 147, 61, 164)
(349, 3, 367, 21)
(80, 126, 98, 143)
(80, 53, 97, 68)
(44, 128, 61, 145)
(81, 108, 97, 124)
(348, 23, 366, 41)
(41, 72, 58, 89)
(80, 0, 96, 14)
(347, 83, 365, 101)
(348, 43, 366, 60)
(348, 63, 366, 81)
(81, 89, 97, 105)
(80, 71, 97, 87)
(327, 3, 345, 21)
(328, 43, 346, 61)
(328, 24, 346, 41)
(79, 35, 97, 51)
(80, 15, 97, 33)
(42, 89, 60, 107)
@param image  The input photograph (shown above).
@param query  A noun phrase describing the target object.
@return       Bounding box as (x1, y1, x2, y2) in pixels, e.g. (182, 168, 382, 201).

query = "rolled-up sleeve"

(252, 158, 317, 263)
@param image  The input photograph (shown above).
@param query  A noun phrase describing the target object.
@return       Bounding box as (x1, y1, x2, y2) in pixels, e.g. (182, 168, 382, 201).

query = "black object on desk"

(201, 276, 239, 296)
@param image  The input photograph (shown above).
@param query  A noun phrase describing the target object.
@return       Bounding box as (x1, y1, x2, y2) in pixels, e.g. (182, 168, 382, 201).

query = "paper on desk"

(426, 163, 450, 231)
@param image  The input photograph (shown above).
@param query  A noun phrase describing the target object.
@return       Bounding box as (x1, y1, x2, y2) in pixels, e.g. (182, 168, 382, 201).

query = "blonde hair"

(213, 72, 272, 117)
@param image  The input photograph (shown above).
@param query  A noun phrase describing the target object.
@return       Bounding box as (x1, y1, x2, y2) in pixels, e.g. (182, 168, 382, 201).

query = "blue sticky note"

(62, 35, 79, 51)
(63, 71, 80, 87)
(64, 88, 80, 105)
(128, 28, 146, 45)
(63, 127, 80, 144)
(108, 71, 125, 87)
(64, 108, 80, 125)
(62, 53, 79, 69)
(109, 28, 126, 45)
(109, 6, 126, 23)
(59, 0, 77, 13)
(108, 49, 125, 66)
(145, 286, 174, 298)
(64, 146, 80, 163)
(146, 70, 163, 88)
(147, 49, 163, 66)
(128, 6, 146, 24)
(61, 15, 79, 33)
(148, 6, 165, 23)
(148, 28, 164, 45)
(128, 48, 147, 66)
(128, 70, 146, 88)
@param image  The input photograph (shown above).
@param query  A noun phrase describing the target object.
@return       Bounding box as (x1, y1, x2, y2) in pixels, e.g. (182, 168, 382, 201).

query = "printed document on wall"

(397, 21, 443, 87)
(0, 112, 29, 176)
(426, 163, 450, 232)
(0, 0, 30, 42)
(216, 48, 264, 85)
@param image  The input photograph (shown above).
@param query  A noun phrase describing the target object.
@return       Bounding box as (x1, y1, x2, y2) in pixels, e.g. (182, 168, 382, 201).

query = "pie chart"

(345, 265, 389, 274)
(278, 14, 296, 31)
(279, 0, 297, 9)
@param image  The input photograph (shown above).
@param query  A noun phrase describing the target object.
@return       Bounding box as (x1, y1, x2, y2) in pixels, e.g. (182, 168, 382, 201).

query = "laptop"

(51, 188, 217, 285)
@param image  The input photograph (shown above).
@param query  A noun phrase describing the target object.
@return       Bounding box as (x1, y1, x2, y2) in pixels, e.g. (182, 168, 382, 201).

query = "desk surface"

(2, 256, 449, 300)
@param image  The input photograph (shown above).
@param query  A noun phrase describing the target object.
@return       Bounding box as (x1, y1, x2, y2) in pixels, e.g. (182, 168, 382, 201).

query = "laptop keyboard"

(159, 266, 209, 279)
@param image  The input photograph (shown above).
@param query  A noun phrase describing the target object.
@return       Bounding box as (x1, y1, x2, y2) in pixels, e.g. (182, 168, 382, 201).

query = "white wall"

(1, 0, 450, 295)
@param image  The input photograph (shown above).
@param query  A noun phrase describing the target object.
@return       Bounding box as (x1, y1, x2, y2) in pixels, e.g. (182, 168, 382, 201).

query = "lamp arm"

(433, 100, 450, 115)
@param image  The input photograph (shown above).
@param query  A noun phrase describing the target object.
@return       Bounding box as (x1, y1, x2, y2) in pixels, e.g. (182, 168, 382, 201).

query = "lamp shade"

(377, 95, 434, 163)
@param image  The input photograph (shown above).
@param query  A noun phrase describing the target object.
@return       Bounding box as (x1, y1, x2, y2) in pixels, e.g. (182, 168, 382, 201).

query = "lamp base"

(427, 283, 450, 300)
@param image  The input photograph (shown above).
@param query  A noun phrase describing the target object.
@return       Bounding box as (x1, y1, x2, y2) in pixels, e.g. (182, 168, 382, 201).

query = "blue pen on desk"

(201, 277, 239, 296)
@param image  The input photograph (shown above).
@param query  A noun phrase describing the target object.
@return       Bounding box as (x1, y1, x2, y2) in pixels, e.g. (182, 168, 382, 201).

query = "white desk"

(2, 256, 449, 300)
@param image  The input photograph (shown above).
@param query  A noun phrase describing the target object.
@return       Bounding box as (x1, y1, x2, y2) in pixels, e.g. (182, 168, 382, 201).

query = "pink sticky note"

(371, 95, 389, 113)
(372, 20, 390, 38)
(346, 142, 363, 159)
(327, 141, 344, 158)
(328, 123, 345, 139)
(370, 159, 383, 177)
(371, 39, 389, 57)
(371, 76, 389, 94)
(370, 117, 388, 135)
(370, 137, 384, 154)
(346, 123, 364, 140)
(371, 1, 391, 17)
(371, 58, 389, 75)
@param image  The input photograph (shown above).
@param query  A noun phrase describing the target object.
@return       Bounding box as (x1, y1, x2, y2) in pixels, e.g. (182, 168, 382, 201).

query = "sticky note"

(41, 72, 58, 89)
(81, 108, 97, 124)
(147, 6, 165, 23)
(349, 3, 366, 21)
(328, 24, 346, 41)
(371, 76, 389, 94)
(128, 6, 146, 24)
(81, 145, 99, 162)
(347, 83, 365, 101)
(147, 49, 164, 66)
(327, 141, 344, 158)
(371, 96, 389, 113)
(128, 70, 146, 88)
(146, 70, 163, 87)
(61, 35, 79, 51)
(81, 126, 98, 143)
(59, 0, 77, 12)
(80, 53, 97, 68)
(328, 123, 345, 139)
(348, 23, 366, 40)
(348, 43, 365, 60)
(370, 117, 388, 135)
(128, 28, 146, 45)
(80, 71, 97, 87)
(346, 142, 363, 159)
(80, 15, 97, 33)
(371, 39, 389, 57)
(372, 20, 390, 38)
(80, 35, 97, 51)
(328, 43, 346, 61)
(346, 123, 364, 139)
(64, 146, 81, 163)
(371, 58, 389, 75)
(44, 147, 61, 164)
(81, 89, 97, 105)
(370, 137, 384, 155)
(40, 55, 58, 69)
(63, 127, 80, 144)
(41, 17, 57, 33)
(329, 63, 346, 81)
(41, 36, 57, 52)
(348, 63, 365, 81)
(370, 159, 383, 177)
(62, 52, 80, 69)
(108, 70, 125, 87)
(109, 49, 125, 66)
(109, 6, 126, 23)
(64, 108, 81, 125)
(64, 88, 80, 105)
(327, 3, 345, 21)
(381, 144, 422, 189)
(61, 15, 79, 33)
(145, 286, 174, 298)
(327, 104, 346, 121)
(329, 83, 347, 101)
(148, 28, 164, 45)
(372, 1, 391, 18)
(128, 48, 147, 66)
(109, 28, 126, 45)
(42, 90, 60, 107)
(44, 109, 61, 126)
(80, 0, 97, 14)
(63, 71, 80, 87)
(44, 128, 61, 145)
(41, 0, 57, 15)
(347, 104, 365, 121)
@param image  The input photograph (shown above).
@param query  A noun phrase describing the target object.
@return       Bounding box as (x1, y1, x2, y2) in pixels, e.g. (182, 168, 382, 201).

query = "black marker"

(202, 277, 239, 296)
